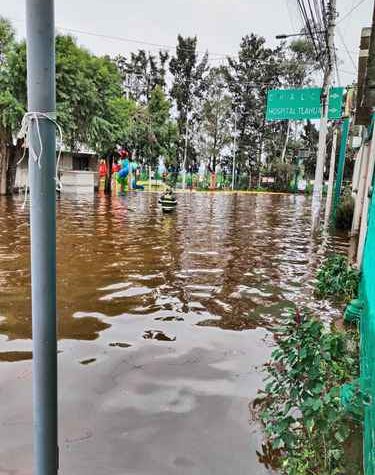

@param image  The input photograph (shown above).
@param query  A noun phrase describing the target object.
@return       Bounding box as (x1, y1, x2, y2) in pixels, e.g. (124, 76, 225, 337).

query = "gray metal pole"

(182, 116, 189, 190)
(232, 112, 237, 191)
(26, 1, 58, 474)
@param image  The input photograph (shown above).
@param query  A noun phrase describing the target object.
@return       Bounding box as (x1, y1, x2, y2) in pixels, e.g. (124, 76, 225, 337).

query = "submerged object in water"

(159, 192, 177, 212)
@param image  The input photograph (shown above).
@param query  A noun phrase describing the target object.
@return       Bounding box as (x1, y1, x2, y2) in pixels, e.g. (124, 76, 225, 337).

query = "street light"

(275, 31, 324, 40)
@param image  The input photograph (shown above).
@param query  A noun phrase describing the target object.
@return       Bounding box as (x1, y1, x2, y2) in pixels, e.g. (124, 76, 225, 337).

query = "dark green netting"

(360, 153, 375, 475)
(341, 380, 364, 421)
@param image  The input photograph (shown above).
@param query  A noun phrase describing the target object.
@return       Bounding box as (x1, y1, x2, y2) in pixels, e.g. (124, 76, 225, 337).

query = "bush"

(237, 173, 250, 190)
(335, 192, 355, 231)
(257, 309, 360, 475)
(315, 254, 359, 303)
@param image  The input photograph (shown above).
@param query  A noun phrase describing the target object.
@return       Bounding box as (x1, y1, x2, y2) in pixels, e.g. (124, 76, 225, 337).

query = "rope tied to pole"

(17, 111, 63, 196)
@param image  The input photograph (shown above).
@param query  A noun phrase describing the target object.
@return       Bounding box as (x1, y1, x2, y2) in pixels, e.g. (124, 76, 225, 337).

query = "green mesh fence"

(360, 135, 375, 475)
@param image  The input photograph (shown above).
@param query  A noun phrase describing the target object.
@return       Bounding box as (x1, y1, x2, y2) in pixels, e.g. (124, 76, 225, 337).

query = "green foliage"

(55, 35, 123, 154)
(0, 18, 26, 131)
(270, 160, 294, 191)
(197, 67, 233, 169)
(169, 35, 209, 166)
(115, 50, 169, 103)
(224, 34, 282, 173)
(0, 18, 26, 194)
(120, 86, 178, 166)
(147, 86, 178, 165)
(335, 191, 355, 231)
(315, 254, 360, 303)
(0, 16, 322, 193)
(258, 309, 360, 475)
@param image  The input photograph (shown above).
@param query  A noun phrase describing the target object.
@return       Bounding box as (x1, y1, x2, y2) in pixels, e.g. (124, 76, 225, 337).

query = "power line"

(296, 0, 327, 70)
(285, 0, 298, 30)
(337, 0, 369, 24)
(337, 26, 358, 70)
(7, 16, 224, 57)
(9, 13, 355, 79)
(334, 50, 342, 86)
(7, 15, 324, 66)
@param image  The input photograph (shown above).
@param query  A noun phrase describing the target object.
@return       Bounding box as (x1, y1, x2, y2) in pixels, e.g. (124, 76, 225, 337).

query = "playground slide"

(118, 162, 129, 179)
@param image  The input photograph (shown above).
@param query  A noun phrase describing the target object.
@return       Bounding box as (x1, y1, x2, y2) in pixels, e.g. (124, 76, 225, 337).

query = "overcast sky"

(0, 0, 373, 86)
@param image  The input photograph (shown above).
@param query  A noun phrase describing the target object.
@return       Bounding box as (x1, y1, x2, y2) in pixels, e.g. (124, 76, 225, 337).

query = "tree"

(115, 50, 169, 103)
(0, 23, 139, 194)
(147, 86, 178, 166)
(282, 38, 318, 88)
(196, 67, 232, 169)
(224, 34, 283, 177)
(93, 84, 178, 171)
(0, 18, 26, 195)
(169, 35, 209, 168)
(300, 120, 319, 178)
(55, 35, 124, 156)
(270, 39, 320, 172)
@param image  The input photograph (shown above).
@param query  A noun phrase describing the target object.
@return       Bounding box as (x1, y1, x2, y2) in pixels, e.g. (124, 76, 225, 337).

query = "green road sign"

(266, 87, 344, 121)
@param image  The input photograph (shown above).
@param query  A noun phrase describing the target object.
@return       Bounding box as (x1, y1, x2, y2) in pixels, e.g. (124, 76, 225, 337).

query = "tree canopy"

(0, 17, 322, 194)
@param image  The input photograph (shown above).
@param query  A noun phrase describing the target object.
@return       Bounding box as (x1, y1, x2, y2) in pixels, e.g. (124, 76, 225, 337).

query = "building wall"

(14, 152, 98, 190)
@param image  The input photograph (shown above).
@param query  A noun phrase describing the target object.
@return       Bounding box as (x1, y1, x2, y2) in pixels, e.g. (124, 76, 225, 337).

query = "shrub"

(257, 309, 360, 475)
(335, 191, 355, 231)
(315, 254, 359, 303)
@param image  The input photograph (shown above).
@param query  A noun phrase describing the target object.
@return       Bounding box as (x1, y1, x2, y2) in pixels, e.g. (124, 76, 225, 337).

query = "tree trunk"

(0, 127, 23, 195)
(6, 139, 23, 195)
(0, 141, 9, 196)
(0, 127, 17, 196)
(104, 153, 114, 194)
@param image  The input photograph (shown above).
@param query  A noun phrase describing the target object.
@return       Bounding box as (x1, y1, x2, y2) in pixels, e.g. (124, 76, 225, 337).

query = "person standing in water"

(112, 158, 121, 194)
(98, 158, 107, 192)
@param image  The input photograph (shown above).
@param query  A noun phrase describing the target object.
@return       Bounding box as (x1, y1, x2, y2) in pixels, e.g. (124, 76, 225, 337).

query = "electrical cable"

(337, 0, 369, 24)
(337, 27, 358, 71)
(296, 0, 326, 70)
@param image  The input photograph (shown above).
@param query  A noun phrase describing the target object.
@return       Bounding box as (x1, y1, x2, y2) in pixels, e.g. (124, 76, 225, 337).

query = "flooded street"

(0, 192, 346, 475)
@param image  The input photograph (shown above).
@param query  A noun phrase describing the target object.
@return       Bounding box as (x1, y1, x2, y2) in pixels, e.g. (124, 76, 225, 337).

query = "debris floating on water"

(80, 358, 97, 366)
(109, 342, 132, 348)
(143, 330, 176, 341)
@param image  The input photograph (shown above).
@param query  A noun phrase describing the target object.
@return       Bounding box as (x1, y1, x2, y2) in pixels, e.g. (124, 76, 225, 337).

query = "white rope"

(17, 112, 63, 205)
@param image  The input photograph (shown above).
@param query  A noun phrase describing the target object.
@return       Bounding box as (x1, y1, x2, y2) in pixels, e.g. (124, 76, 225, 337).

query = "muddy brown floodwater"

(0, 192, 347, 475)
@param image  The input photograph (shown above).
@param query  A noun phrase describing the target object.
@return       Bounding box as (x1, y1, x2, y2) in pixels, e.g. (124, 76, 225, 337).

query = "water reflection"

(0, 192, 346, 344)
(0, 192, 348, 475)
(0, 351, 32, 362)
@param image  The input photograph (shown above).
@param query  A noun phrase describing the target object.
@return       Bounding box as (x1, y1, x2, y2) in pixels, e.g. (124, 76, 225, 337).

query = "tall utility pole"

(182, 116, 189, 190)
(311, 0, 336, 232)
(232, 111, 237, 191)
(26, 1, 58, 474)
